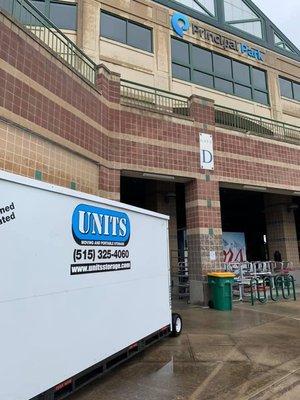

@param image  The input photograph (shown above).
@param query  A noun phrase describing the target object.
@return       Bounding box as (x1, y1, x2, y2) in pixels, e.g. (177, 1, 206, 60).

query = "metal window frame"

(100, 10, 153, 53)
(273, 29, 296, 55)
(171, 36, 269, 105)
(279, 76, 300, 103)
(222, 0, 265, 40)
(172, 0, 217, 18)
(30, 0, 77, 30)
(293, 82, 300, 102)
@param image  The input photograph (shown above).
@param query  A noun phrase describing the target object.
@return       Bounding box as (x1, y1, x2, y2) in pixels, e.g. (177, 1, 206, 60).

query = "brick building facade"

(1, 0, 300, 303)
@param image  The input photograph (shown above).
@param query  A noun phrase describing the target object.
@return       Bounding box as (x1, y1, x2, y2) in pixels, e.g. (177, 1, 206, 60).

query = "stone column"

(268, 69, 283, 121)
(154, 9, 171, 90)
(79, 0, 101, 62)
(99, 166, 120, 201)
(265, 194, 300, 267)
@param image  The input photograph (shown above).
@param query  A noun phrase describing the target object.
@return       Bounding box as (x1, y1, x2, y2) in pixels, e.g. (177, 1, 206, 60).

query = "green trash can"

(207, 272, 235, 311)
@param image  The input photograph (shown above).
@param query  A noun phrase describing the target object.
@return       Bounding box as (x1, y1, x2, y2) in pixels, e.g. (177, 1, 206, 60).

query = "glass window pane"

(274, 33, 282, 45)
(224, 0, 262, 38)
(127, 22, 152, 52)
(233, 61, 250, 85)
(193, 71, 214, 88)
(101, 12, 126, 44)
(179, 0, 209, 15)
(224, 0, 258, 21)
(253, 90, 269, 105)
(171, 39, 189, 65)
(199, 0, 215, 14)
(50, 3, 77, 30)
(252, 68, 267, 91)
(213, 54, 232, 79)
(279, 78, 293, 99)
(235, 84, 252, 100)
(193, 47, 212, 73)
(0, 0, 14, 13)
(20, 0, 44, 25)
(293, 82, 300, 101)
(231, 21, 262, 38)
(172, 63, 191, 81)
(215, 78, 234, 94)
(274, 32, 295, 53)
(179, 0, 215, 15)
(30, 0, 45, 13)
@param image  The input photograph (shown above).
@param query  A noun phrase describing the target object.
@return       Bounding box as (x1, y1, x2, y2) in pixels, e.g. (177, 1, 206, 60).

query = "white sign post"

(200, 133, 214, 170)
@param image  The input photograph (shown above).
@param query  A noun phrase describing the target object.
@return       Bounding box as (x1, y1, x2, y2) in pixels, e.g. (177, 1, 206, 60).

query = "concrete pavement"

(70, 299, 300, 400)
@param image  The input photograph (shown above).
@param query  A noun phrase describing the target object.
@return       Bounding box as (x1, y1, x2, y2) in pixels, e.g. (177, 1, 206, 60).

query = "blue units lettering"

(72, 204, 130, 246)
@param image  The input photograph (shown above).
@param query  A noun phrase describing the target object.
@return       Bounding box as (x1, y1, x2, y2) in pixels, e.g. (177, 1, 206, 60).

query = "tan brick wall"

(0, 120, 99, 195)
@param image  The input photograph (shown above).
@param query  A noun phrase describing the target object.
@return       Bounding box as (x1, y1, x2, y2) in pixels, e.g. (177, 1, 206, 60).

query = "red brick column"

(186, 95, 223, 304)
(99, 165, 120, 201)
(96, 64, 121, 103)
(189, 94, 215, 125)
(186, 179, 223, 276)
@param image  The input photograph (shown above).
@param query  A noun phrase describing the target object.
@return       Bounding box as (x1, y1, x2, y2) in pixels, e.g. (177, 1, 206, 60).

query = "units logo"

(171, 12, 190, 38)
(72, 204, 131, 246)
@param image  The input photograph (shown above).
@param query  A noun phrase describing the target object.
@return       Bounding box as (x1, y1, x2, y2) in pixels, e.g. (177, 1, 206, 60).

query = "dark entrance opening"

(220, 188, 268, 261)
(121, 176, 186, 264)
(121, 175, 188, 300)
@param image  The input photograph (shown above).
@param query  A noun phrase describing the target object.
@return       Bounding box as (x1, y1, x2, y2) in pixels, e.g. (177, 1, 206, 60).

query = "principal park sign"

(171, 12, 264, 62)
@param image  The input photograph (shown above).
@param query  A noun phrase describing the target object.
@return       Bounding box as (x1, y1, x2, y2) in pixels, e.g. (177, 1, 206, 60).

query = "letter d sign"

(200, 133, 214, 170)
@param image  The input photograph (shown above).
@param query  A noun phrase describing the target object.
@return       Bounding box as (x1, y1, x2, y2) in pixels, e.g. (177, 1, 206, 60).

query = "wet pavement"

(71, 299, 300, 400)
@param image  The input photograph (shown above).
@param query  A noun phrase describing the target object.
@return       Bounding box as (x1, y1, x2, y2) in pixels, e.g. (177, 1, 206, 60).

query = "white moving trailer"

(0, 171, 182, 400)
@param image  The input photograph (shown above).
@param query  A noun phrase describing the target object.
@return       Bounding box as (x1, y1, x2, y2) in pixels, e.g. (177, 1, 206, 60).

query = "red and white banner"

(223, 232, 247, 262)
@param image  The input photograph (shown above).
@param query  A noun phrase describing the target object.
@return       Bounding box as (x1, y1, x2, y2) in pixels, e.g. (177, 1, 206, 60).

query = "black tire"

(171, 313, 182, 337)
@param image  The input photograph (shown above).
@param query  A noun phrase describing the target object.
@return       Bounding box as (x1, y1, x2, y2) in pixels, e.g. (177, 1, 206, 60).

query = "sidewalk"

(71, 299, 300, 400)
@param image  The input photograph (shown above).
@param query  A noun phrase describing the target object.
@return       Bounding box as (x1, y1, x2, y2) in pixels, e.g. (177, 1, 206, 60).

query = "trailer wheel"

(171, 313, 182, 337)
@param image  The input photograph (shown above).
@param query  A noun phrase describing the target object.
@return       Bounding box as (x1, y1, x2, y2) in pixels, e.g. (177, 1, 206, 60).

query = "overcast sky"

(253, 0, 300, 49)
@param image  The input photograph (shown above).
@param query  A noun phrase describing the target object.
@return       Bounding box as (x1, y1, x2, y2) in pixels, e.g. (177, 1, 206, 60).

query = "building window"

(171, 37, 269, 105)
(29, 0, 77, 30)
(224, 0, 263, 38)
(0, 0, 13, 13)
(274, 32, 296, 54)
(100, 12, 153, 53)
(173, 0, 215, 17)
(279, 77, 300, 102)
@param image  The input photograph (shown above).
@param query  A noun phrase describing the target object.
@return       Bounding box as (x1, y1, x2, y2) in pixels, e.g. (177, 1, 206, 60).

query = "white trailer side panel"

(0, 171, 171, 400)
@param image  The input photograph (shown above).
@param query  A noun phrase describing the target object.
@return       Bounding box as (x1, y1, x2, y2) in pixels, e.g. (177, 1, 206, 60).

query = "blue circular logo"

(171, 12, 190, 38)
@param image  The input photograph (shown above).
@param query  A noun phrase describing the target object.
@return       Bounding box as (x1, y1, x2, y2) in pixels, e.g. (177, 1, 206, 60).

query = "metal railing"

(215, 105, 300, 145)
(0, 0, 97, 85)
(120, 80, 190, 117)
